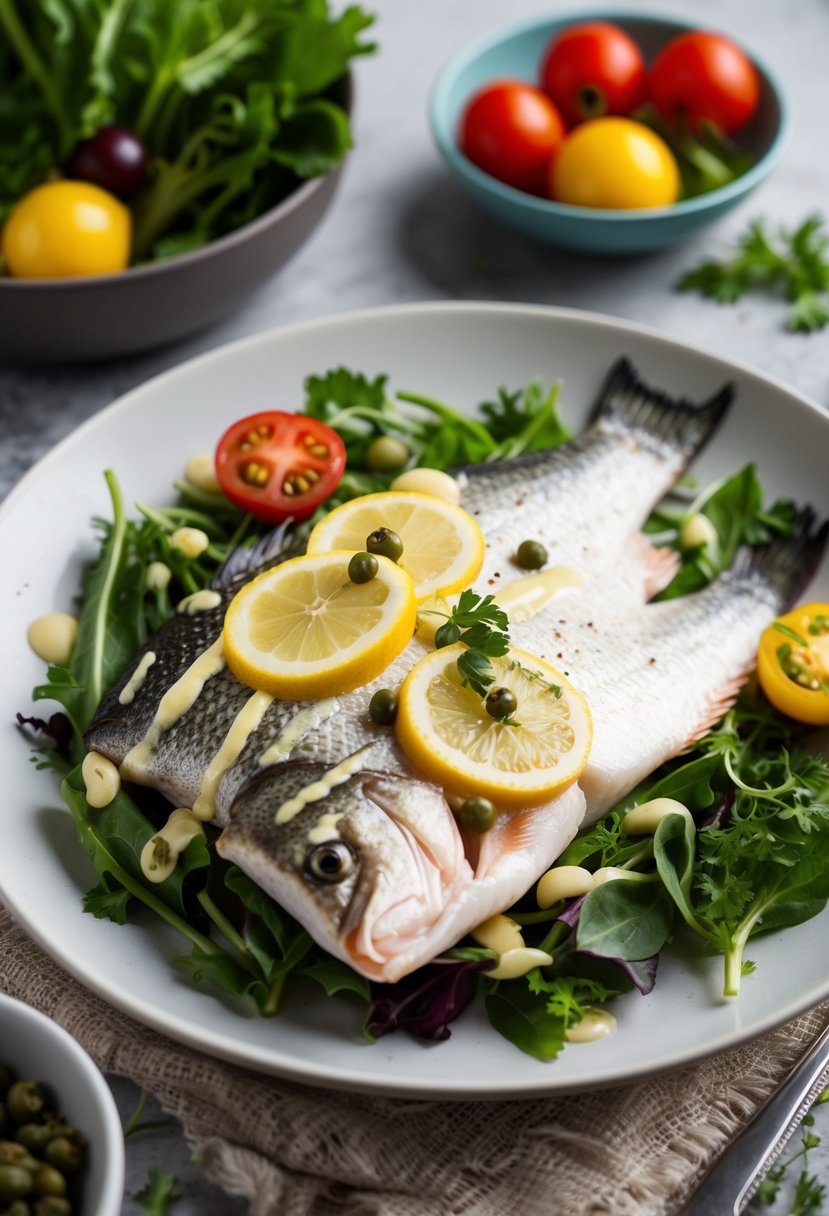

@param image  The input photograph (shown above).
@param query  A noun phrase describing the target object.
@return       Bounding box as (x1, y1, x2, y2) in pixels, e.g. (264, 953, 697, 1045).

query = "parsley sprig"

(755, 1099, 829, 1215)
(429, 590, 511, 699)
(679, 216, 829, 333)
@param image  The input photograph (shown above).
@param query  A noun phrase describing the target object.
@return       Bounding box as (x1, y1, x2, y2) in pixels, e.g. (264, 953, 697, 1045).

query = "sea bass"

(85, 359, 769, 983)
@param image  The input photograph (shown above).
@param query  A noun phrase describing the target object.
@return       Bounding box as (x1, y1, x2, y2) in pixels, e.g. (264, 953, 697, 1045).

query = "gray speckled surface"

(3, 0, 829, 1211)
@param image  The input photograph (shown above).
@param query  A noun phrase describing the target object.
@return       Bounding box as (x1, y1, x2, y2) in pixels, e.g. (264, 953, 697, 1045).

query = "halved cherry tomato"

(540, 22, 647, 127)
(757, 603, 829, 726)
(459, 79, 566, 195)
(215, 412, 346, 523)
(648, 32, 760, 136)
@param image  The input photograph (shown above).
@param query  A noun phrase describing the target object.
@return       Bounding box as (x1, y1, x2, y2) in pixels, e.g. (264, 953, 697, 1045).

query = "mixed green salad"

(19, 368, 829, 1061)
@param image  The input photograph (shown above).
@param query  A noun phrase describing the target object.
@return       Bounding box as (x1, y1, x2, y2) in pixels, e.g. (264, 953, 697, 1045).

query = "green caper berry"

(369, 689, 398, 725)
(42, 1140, 82, 1177)
(0, 1067, 11, 1098)
(348, 551, 378, 584)
(365, 527, 404, 563)
(14, 1126, 52, 1155)
(485, 687, 518, 721)
(457, 797, 498, 833)
(365, 436, 409, 473)
(6, 1086, 44, 1126)
(31, 1166, 65, 1199)
(34, 1199, 71, 1216)
(515, 539, 548, 571)
(0, 1165, 33, 1202)
(434, 621, 461, 648)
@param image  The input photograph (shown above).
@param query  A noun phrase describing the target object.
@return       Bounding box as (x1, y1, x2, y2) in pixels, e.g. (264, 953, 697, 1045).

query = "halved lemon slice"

(395, 645, 592, 810)
(223, 551, 416, 699)
(306, 491, 485, 603)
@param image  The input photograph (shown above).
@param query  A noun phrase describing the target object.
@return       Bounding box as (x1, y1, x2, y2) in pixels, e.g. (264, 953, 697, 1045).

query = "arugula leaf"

(300, 959, 371, 1002)
(134, 1168, 181, 1216)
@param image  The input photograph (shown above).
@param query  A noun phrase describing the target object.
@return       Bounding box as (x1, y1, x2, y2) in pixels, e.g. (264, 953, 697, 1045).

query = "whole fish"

(86, 358, 781, 984)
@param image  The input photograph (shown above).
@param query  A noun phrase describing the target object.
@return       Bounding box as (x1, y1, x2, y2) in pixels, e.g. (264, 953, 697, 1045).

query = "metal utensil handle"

(681, 1020, 829, 1215)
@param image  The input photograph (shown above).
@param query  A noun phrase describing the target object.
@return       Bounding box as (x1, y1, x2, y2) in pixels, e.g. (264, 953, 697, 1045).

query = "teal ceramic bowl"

(430, 11, 787, 254)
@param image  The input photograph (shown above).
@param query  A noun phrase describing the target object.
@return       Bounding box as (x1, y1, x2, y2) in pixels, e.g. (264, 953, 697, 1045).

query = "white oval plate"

(2, 303, 828, 1100)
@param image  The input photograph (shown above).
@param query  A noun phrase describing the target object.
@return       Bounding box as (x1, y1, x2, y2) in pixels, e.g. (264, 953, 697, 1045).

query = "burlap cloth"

(1, 905, 826, 1216)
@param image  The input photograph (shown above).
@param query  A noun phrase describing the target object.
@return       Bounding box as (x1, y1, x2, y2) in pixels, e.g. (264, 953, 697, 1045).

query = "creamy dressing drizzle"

(176, 589, 222, 615)
(140, 808, 205, 883)
(275, 745, 374, 825)
(121, 636, 226, 779)
(258, 699, 337, 767)
(307, 811, 346, 845)
(118, 651, 157, 705)
(493, 565, 583, 624)
(565, 1010, 617, 1044)
(192, 689, 274, 822)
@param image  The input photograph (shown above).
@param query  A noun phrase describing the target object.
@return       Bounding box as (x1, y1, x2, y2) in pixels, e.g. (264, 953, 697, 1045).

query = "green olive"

(43, 1139, 82, 1177)
(515, 539, 548, 570)
(31, 1165, 65, 1199)
(457, 797, 498, 833)
(6, 1086, 44, 1126)
(0, 1164, 34, 1202)
(485, 687, 518, 721)
(365, 527, 403, 563)
(434, 621, 461, 648)
(368, 689, 398, 725)
(366, 436, 409, 472)
(347, 551, 378, 584)
(33, 1199, 71, 1216)
(14, 1126, 52, 1155)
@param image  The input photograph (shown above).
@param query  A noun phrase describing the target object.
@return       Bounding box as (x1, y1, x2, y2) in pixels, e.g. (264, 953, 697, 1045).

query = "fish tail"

(729, 508, 829, 610)
(593, 357, 734, 462)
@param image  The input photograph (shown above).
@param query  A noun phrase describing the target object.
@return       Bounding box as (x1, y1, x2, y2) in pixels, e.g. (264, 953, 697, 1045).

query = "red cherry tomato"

(540, 22, 647, 126)
(215, 412, 346, 523)
(459, 79, 565, 195)
(648, 31, 760, 135)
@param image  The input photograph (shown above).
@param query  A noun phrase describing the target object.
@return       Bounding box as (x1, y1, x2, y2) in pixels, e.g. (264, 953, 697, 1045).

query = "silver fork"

(681, 1019, 829, 1214)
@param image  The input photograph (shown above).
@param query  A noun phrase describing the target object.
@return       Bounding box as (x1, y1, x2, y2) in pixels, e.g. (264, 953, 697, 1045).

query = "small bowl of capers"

(0, 993, 124, 1216)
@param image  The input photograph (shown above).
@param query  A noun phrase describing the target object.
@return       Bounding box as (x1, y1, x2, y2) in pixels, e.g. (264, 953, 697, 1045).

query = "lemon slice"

(395, 645, 592, 810)
(223, 551, 416, 699)
(306, 491, 485, 603)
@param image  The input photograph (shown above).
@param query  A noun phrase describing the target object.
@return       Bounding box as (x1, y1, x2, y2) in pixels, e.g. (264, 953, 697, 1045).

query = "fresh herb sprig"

(679, 216, 829, 333)
(429, 589, 511, 699)
(754, 1100, 829, 1215)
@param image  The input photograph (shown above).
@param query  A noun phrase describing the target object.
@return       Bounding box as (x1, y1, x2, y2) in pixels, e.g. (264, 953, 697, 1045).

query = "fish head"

(216, 758, 471, 981)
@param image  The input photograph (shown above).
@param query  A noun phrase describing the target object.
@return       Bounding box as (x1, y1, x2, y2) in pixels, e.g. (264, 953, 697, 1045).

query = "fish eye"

(305, 841, 355, 884)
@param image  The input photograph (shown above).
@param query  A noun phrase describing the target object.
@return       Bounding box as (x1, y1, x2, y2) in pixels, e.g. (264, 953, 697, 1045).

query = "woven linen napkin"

(1, 905, 826, 1216)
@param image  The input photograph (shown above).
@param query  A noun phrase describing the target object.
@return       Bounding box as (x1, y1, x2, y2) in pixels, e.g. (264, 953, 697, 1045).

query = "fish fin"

(627, 532, 681, 598)
(212, 520, 299, 589)
(727, 509, 829, 611)
(592, 357, 734, 464)
(683, 667, 754, 748)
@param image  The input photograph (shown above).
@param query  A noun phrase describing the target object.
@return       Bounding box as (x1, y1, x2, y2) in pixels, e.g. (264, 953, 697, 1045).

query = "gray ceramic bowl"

(0, 82, 351, 365)
(0, 991, 124, 1216)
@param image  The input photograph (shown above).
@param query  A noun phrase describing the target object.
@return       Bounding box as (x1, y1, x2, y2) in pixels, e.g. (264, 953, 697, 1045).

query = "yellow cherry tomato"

(757, 602, 829, 726)
(2, 180, 131, 278)
(549, 117, 681, 210)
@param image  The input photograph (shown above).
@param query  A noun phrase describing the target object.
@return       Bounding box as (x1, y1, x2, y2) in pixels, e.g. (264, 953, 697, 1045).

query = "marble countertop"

(2, 0, 828, 1211)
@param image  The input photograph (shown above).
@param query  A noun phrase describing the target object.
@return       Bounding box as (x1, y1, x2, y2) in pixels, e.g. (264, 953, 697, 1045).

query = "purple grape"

(68, 126, 149, 199)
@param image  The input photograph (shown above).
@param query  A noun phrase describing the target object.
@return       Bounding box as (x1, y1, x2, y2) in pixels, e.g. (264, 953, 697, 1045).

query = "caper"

(347, 551, 378, 584)
(0, 1144, 32, 1168)
(368, 689, 398, 725)
(33, 1199, 71, 1216)
(365, 527, 403, 563)
(515, 539, 548, 571)
(485, 687, 518, 721)
(0, 1067, 11, 1098)
(434, 621, 461, 648)
(6, 1086, 44, 1126)
(31, 1165, 65, 1199)
(41, 1139, 81, 1178)
(457, 797, 498, 833)
(366, 436, 409, 472)
(0, 1165, 33, 1202)
(14, 1126, 52, 1155)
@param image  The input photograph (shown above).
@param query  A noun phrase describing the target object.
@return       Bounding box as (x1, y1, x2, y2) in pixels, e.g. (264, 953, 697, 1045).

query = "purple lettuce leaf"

(16, 711, 73, 760)
(556, 895, 658, 995)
